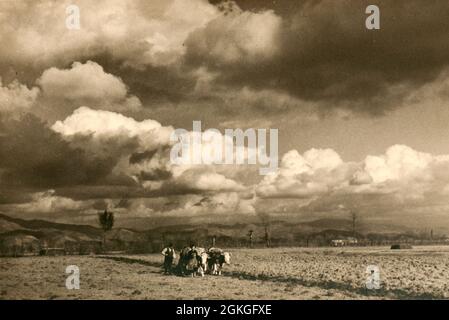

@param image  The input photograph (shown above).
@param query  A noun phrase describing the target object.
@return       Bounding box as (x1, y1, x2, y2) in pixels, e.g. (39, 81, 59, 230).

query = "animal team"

(161, 243, 231, 277)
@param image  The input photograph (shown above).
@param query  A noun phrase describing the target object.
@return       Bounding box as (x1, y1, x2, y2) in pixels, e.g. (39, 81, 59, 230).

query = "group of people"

(161, 243, 230, 277)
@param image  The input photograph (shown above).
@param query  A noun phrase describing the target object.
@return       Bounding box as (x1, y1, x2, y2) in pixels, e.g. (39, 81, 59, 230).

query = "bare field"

(1, 246, 449, 300)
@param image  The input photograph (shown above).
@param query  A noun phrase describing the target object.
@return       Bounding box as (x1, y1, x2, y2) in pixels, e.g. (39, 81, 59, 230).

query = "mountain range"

(1, 212, 436, 256)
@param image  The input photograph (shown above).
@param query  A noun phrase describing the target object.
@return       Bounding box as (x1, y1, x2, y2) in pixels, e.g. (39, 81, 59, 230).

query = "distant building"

(331, 237, 358, 247)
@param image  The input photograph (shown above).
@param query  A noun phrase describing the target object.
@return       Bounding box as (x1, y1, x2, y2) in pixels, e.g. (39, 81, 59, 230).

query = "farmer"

(185, 250, 200, 277)
(161, 243, 176, 274)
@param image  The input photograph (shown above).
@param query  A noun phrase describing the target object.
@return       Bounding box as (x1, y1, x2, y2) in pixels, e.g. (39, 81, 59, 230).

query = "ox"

(177, 246, 207, 277)
(195, 247, 208, 276)
(207, 248, 231, 275)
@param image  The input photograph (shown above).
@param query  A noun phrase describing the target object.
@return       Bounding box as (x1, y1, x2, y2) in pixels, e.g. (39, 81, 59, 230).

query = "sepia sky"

(2, 0, 449, 227)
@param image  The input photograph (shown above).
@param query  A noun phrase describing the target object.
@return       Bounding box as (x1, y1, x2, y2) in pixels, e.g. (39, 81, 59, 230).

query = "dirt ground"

(1, 245, 449, 300)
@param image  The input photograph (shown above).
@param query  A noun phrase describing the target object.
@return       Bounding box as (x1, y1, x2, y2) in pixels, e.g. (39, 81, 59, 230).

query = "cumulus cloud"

(0, 78, 40, 115)
(0, 0, 279, 70)
(257, 148, 351, 198)
(174, 169, 245, 192)
(52, 106, 173, 170)
(0, 0, 219, 69)
(107, 198, 155, 218)
(52, 106, 170, 142)
(158, 192, 255, 217)
(51, 107, 172, 187)
(0, 107, 249, 218)
(13, 190, 90, 213)
(363, 145, 434, 184)
(257, 145, 449, 201)
(51, 107, 247, 195)
(37, 61, 142, 112)
(185, 2, 281, 65)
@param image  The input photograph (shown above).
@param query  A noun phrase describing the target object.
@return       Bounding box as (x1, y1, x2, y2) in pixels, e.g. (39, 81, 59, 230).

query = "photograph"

(1, 0, 449, 305)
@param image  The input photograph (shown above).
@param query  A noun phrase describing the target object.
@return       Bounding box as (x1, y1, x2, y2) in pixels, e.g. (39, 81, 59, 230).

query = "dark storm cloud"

(191, 0, 449, 115)
(0, 114, 117, 188)
(128, 146, 172, 165)
(0, 189, 33, 205)
(55, 184, 204, 201)
(138, 168, 172, 181)
(0, 112, 198, 202)
(68, 133, 141, 166)
(129, 150, 159, 164)
(3, 0, 449, 120)
(115, 198, 131, 209)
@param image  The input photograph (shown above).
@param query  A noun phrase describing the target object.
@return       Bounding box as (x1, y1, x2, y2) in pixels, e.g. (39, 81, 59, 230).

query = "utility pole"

(351, 210, 357, 238)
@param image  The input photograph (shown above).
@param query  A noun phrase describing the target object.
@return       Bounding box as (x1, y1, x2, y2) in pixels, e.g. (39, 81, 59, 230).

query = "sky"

(1, 0, 449, 229)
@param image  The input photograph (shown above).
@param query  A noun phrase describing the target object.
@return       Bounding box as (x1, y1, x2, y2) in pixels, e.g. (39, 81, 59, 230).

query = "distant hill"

(0, 213, 408, 243)
(302, 218, 353, 230)
(0, 213, 143, 255)
(0, 213, 100, 235)
(0, 213, 439, 256)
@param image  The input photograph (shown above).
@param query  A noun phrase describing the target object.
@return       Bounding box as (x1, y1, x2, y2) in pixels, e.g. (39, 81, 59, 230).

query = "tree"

(258, 212, 271, 248)
(98, 210, 114, 250)
(264, 226, 271, 248)
(247, 230, 254, 248)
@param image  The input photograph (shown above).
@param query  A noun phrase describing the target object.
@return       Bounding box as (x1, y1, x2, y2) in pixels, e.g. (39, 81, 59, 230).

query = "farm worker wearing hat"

(161, 243, 176, 274)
